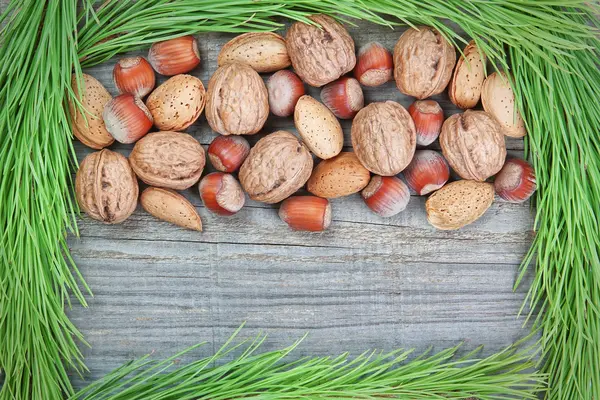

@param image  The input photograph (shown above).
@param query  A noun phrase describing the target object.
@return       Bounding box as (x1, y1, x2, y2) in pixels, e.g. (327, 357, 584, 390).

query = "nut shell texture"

(129, 131, 205, 190)
(239, 131, 313, 203)
(75, 149, 138, 224)
(307, 152, 370, 198)
(141, 187, 202, 231)
(146, 74, 206, 131)
(481, 72, 527, 138)
(440, 110, 506, 181)
(70, 74, 114, 149)
(393, 26, 456, 99)
(426, 180, 494, 230)
(294, 95, 343, 159)
(218, 32, 291, 73)
(351, 101, 416, 176)
(286, 14, 356, 87)
(206, 63, 269, 135)
(449, 41, 485, 109)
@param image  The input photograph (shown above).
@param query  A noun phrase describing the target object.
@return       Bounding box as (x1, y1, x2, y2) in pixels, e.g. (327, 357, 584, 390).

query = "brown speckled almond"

(140, 187, 202, 231)
(449, 41, 486, 109)
(307, 152, 371, 198)
(425, 180, 494, 230)
(218, 32, 291, 73)
(70, 74, 114, 149)
(294, 95, 343, 160)
(145, 74, 206, 131)
(481, 71, 527, 138)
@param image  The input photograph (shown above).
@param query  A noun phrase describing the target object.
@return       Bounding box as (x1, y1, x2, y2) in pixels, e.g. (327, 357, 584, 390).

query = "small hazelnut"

(408, 100, 444, 147)
(113, 56, 155, 98)
(199, 172, 245, 216)
(267, 70, 305, 117)
(320, 77, 364, 120)
(362, 176, 410, 217)
(402, 150, 450, 195)
(207, 135, 250, 173)
(354, 42, 393, 87)
(148, 35, 200, 75)
(103, 94, 153, 144)
(279, 196, 332, 232)
(494, 158, 536, 203)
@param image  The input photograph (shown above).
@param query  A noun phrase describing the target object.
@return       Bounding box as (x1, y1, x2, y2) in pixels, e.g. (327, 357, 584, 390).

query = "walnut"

(129, 131, 205, 190)
(440, 110, 506, 181)
(205, 62, 269, 135)
(75, 149, 138, 224)
(239, 131, 313, 203)
(286, 14, 356, 87)
(351, 101, 416, 176)
(393, 26, 456, 99)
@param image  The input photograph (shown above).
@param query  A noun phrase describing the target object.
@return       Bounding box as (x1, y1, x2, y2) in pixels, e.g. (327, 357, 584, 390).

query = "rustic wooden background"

(61, 22, 535, 389)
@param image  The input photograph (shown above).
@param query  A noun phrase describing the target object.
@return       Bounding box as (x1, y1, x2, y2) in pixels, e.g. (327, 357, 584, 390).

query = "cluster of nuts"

(73, 18, 536, 233)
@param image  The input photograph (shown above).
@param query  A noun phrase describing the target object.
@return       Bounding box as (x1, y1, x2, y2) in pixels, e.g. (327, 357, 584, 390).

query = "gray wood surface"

(59, 23, 533, 389)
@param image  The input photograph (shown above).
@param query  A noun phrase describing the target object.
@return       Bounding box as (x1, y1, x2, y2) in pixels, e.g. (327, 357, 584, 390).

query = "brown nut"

(481, 71, 527, 138)
(393, 26, 456, 99)
(351, 101, 416, 176)
(218, 32, 291, 73)
(129, 131, 205, 190)
(75, 149, 138, 224)
(426, 180, 494, 230)
(286, 14, 356, 87)
(146, 74, 206, 132)
(294, 95, 344, 159)
(440, 110, 506, 181)
(140, 187, 202, 231)
(307, 152, 370, 198)
(449, 41, 486, 109)
(206, 63, 269, 135)
(69, 74, 114, 149)
(239, 131, 313, 203)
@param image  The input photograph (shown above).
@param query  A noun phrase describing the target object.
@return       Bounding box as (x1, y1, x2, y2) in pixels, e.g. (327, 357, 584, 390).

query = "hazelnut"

(320, 77, 364, 120)
(207, 135, 250, 173)
(129, 131, 205, 190)
(393, 26, 456, 99)
(354, 42, 393, 87)
(206, 63, 269, 135)
(103, 94, 153, 144)
(199, 172, 245, 216)
(286, 14, 356, 87)
(494, 158, 536, 203)
(239, 131, 313, 203)
(279, 196, 332, 232)
(267, 70, 305, 117)
(408, 100, 444, 147)
(148, 35, 200, 76)
(351, 101, 416, 176)
(113, 56, 155, 98)
(362, 176, 410, 217)
(440, 110, 506, 181)
(75, 149, 138, 224)
(402, 150, 449, 195)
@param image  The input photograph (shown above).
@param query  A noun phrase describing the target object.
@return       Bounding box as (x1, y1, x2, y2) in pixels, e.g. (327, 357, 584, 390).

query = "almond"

(140, 187, 202, 231)
(146, 74, 206, 131)
(425, 180, 494, 230)
(218, 32, 291, 73)
(69, 73, 114, 149)
(307, 152, 370, 198)
(449, 41, 486, 109)
(294, 95, 343, 159)
(481, 71, 527, 138)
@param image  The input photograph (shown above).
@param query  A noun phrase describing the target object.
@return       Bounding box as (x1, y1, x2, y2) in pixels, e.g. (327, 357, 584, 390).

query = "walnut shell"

(145, 74, 206, 131)
(286, 14, 356, 87)
(449, 41, 486, 109)
(69, 74, 114, 149)
(440, 110, 506, 181)
(351, 101, 416, 176)
(75, 149, 138, 224)
(393, 26, 456, 99)
(205, 63, 269, 135)
(129, 131, 205, 190)
(239, 131, 313, 203)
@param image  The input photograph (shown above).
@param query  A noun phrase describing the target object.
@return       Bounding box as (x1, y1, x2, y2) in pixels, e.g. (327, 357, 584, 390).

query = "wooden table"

(65, 23, 535, 389)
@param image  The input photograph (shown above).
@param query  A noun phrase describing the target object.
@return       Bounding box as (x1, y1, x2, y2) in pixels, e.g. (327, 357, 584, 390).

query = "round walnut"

(239, 131, 313, 203)
(205, 63, 269, 135)
(286, 14, 356, 87)
(440, 110, 506, 181)
(129, 131, 205, 190)
(393, 26, 456, 99)
(351, 101, 416, 176)
(75, 149, 138, 224)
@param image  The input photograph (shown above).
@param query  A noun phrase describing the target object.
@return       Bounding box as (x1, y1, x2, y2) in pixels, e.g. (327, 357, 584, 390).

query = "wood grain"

(9, 17, 534, 389)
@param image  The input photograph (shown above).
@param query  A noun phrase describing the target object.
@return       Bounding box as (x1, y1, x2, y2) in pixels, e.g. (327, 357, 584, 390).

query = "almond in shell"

(294, 95, 343, 159)
(69, 74, 114, 149)
(145, 74, 206, 131)
(141, 187, 202, 231)
(129, 131, 205, 190)
(218, 32, 291, 73)
(307, 152, 371, 198)
(481, 71, 527, 138)
(449, 41, 486, 109)
(425, 180, 494, 230)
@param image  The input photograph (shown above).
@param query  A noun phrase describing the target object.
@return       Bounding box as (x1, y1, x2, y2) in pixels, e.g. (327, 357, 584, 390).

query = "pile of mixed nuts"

(73, 16, 536, 232)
